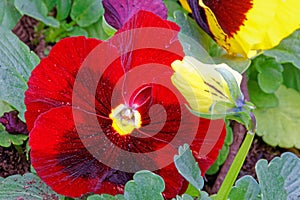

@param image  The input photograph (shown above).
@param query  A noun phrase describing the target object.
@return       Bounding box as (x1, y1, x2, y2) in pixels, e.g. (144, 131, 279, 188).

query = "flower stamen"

(109, 104, 142, 136)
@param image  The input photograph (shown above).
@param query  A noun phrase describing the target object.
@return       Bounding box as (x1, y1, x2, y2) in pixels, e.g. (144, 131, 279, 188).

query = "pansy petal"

(155, 163, 187, 199)
(25, 37, 101, 130)
(188, 0, 300, 57)
(29, 107, 129, 197)
(103, 0, 167, 29)
(118, 10, 179, 31)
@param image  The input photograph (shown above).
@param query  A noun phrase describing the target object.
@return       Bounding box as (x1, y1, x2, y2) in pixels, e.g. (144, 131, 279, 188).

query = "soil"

(1, 16, 297, 195)
(12, 16, 50, 59)
(0, 145, 30, 178)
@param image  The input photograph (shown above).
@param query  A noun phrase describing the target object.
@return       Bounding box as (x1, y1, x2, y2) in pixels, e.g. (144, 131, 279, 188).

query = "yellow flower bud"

(171, 56, 243, 117)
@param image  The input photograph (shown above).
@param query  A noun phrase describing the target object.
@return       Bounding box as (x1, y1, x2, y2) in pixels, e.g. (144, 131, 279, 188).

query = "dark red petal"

(103, 0, 167, 29)
(188, 0, 253, 37)
(202, 0, 252, 37)
(155, 163, 187, 199)
(118, 10, 179, 32)
(25, 37, 101, 130)
(192, 118, 226, 174)
(29, 106, 129, 197)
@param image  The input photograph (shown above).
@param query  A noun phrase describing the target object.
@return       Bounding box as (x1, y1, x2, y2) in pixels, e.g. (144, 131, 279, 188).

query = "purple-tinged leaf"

(103, 0, 167, 29)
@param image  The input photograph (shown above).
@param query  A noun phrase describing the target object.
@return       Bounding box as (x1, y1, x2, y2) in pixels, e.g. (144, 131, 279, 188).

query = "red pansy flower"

(25, 11, 226, 199)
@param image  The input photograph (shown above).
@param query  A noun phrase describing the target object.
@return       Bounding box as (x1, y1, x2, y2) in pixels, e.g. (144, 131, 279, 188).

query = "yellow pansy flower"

(180, 0, 300, 58)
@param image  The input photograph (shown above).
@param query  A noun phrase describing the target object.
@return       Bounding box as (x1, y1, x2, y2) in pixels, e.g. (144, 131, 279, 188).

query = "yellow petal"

(198, 0, 300, 57)
(179, 0, 192, 13)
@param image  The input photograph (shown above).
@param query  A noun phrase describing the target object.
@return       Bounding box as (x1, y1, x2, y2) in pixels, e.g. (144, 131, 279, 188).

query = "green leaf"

(56, 0, 72, 21)
(253, 55, 283, 94)
(0, 100, 13, 116)
(84, 16, 111, 40)
(213, 55, 251, 74)
(173, 11, 214, 64)
(254, 86, 300, 148)
(102, 16, 117, 37)
(67, 26, 88, 37)
(228, 176, 261, 200)
(70, 0, 103, 27)
(248, 80, 279, 108)
(164, 0, 187, 17)
(0, 173, 61, 199)
(282, 63, 300, 92)
(174, 144, 204, 191)
(43, 0, 57, 11)
(15, 0, 59, 27)
(0, 124, 28, 147)
(87, 194, 125, 200)
(184, 184, 200, 197)
(0, 0, 22, 30)
(0, 28, 39, 120)
(265, 29, 300, 69)
(256, 152, 300, 199)
(206, 121, 233, 175)
(124, 170, 164, 200)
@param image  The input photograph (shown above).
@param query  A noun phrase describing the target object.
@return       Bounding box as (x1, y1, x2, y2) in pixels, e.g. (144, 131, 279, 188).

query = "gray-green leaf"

(87, 194, 125, 200)
(0, 0, 22, 30)
(0, 173, 61, 200)
(172, 194, 194, 200)
(0, 28, 39, 120)
(124, 170, 165, 200)
(174, 144, 204, 191)
(15, 0, 59, 27)
(229, 176, 261, 200)
(256, 152, 300, 200)
(229, 152, 300, 200)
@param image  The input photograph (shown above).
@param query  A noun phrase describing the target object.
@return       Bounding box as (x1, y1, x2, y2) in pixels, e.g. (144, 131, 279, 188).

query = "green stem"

(215, 132, 255, 200)
(14, 144, 24, 155)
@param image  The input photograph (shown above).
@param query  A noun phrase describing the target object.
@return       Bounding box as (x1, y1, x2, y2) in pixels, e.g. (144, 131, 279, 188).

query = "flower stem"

(14, 144, 24, 155)
(215, 132, 255, 200)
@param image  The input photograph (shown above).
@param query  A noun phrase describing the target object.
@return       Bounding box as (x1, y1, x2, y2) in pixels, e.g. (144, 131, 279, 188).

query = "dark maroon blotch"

(0, 111, 29, 135)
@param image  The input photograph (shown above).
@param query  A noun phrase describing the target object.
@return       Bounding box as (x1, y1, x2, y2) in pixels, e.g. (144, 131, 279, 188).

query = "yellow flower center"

(109, 104, 142, 136)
